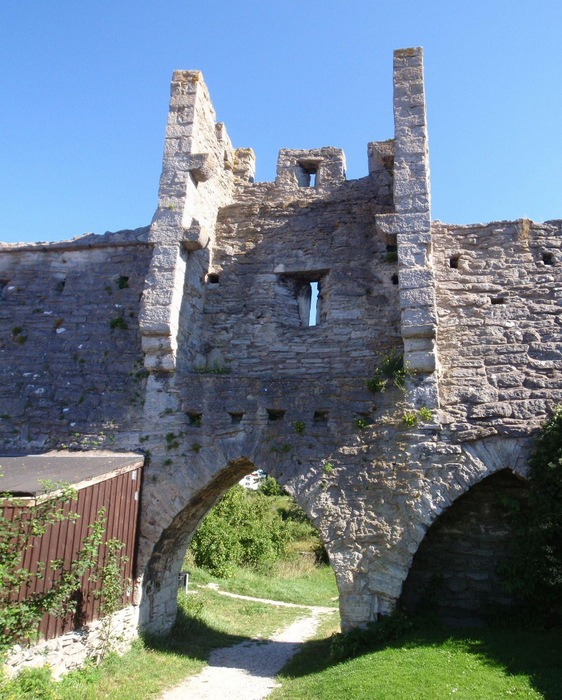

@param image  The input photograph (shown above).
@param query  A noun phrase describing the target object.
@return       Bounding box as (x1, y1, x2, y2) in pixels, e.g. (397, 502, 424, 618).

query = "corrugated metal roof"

(0, 451, 144, 496)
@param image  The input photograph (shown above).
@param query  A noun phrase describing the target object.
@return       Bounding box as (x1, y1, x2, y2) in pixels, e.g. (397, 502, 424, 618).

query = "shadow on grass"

(142, 604, 248, 663)
(278, 621, 562, 700)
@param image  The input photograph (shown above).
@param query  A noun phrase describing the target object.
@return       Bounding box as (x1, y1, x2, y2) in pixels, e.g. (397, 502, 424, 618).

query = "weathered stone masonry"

(1, 47, 561, 637)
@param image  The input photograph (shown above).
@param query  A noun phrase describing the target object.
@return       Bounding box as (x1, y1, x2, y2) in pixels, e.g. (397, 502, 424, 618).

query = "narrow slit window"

(490, 297, 505, 305)
(391, 273, 399, 285)
(309, 282, 319, 326)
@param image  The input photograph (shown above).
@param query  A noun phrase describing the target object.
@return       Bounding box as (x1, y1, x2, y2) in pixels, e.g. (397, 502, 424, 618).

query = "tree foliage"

(258, 476, 284, 496)
(189, 485, 288, 577)
(501, 406, 562, 624)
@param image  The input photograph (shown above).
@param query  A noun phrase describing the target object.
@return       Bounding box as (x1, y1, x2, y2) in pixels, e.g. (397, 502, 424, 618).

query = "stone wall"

(4, 606, 139, 680)
(400, 469, 528, 625)
(434, 218, 562, 439)
(0, 229, 152, 453)
(2, 46, 562, 657)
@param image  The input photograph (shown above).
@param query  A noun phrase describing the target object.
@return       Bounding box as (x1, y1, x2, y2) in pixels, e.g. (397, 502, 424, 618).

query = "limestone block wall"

(139, 70, 243, 374)
(200, 172, 399, 378)
(434, 218, 562, 440)
(4, 606, 139, 680)
(0, 230, 152, 453)
(2, 46, 560, 649)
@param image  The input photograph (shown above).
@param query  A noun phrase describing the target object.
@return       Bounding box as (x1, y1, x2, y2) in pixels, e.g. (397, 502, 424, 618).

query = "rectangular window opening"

(267, 409, 286, 422)
(229, 411, 244, 424)
(450, 255, 460, 269)
(313, 410, 329, 424)
(490, 297, 506, 305)
(297, 160, 319, 188)
(187, 412, 202, 426)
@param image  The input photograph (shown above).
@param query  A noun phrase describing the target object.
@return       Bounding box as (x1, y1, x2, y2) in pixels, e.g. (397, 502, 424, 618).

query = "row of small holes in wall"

(450, 253, 556, 268)
(186, 411, 330, 425)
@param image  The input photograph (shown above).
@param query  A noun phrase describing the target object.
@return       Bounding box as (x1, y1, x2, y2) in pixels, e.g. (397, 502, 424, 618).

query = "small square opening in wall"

(490, 297, 506, 305)
(207, 273, 220, 284)
(391, 273, 399, 285)
(297, 160, 319, 188)
(187, 412, 202, 426)
(313, 410, 329, 424)
(229, 412, 244, 424)
(542, 252, 555, 266)
(267, 409, 286, 422)
(450, 255, 460, 269)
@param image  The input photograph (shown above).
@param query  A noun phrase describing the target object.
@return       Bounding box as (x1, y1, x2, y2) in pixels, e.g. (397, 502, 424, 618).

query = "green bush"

(0, 666, 58, 699)
(330, 611, 413, 661)
(367, 348, 413, 394)
(500, 406, 562, 625)
(189, 486, 288, 577)
(258, 476, 284, 496)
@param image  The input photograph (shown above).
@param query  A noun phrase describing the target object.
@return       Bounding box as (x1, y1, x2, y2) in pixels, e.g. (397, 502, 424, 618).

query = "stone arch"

(398, 442, 530, 625)
(138, 452, 338, 634)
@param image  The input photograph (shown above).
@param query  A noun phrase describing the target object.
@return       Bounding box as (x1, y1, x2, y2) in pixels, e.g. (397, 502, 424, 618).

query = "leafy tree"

(189, 486, 288, 577)
(258, 476, 284, 496)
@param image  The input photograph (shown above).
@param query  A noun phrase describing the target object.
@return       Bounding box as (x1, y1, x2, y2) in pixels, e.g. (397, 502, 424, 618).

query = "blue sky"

(1, 1, 560, 244)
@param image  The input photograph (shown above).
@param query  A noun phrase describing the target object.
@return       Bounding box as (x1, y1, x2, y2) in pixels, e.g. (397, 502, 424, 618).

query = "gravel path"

(159, 588, 336, 700)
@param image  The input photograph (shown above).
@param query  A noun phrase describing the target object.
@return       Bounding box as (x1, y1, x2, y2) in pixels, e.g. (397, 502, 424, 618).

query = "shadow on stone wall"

(399, 468, 528, 626)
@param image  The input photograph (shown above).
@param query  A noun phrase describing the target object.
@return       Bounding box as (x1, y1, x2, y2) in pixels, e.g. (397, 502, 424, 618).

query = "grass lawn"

(272, 623, 562, 700)
(2, 585, 306, 700)
(187, 560, 339, 608)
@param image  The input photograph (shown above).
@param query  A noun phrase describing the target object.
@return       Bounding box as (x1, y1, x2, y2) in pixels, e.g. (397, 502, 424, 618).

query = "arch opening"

(140, 460, 338, 634)
(399, 469, 528, 627)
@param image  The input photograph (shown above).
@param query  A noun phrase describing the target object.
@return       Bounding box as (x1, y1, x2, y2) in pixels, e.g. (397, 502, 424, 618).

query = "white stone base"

(3, 605, 139, 680)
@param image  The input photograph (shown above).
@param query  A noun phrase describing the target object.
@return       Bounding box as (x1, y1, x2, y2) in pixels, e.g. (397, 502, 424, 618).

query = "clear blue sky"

(1, 1, 560, 244)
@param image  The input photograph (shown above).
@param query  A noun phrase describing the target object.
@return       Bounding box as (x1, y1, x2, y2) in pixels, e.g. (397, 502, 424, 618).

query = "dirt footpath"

(159, 588, 335, 700)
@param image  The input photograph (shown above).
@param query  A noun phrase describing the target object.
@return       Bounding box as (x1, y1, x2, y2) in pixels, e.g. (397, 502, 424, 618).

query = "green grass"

(2, 587, 305, 700)
(187, 560, 339, 608)
(272, 624, 562, 700)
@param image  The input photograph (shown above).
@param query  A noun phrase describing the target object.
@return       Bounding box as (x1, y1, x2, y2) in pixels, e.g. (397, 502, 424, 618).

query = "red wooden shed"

(0, 451, 143, 641)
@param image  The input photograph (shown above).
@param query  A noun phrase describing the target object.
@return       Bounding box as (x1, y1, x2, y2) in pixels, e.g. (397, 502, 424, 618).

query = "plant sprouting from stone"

(354, 417, 369, 431)
(418, 406, 432, 422)
(366, 348, 413, 394)
(402, 411, 418, 427)
(109, 316, 128, 331)
(293, 421, 305, 435)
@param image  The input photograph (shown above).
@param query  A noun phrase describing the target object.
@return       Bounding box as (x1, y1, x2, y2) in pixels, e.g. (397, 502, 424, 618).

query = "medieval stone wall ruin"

(1, 47, 561, 637)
